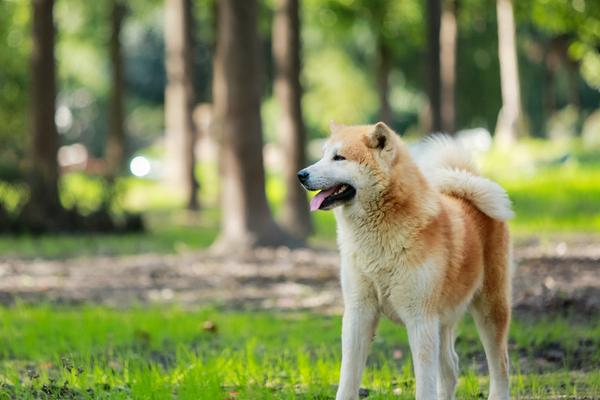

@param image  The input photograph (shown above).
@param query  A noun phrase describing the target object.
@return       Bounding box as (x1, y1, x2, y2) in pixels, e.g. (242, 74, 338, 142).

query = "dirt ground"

(0, 237, 598, 317)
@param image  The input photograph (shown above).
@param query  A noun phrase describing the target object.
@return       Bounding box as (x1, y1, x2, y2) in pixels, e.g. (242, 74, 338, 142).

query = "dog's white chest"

(344, 244, 440, 322)
(336, 212, 443, 321)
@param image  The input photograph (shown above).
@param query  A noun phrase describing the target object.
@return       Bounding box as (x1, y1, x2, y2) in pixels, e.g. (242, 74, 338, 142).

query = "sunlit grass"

(482, 138, 600, 234)
(0, 305, 598, 399)
(0, 226, 218, 259)
(504, 166, 600, 233)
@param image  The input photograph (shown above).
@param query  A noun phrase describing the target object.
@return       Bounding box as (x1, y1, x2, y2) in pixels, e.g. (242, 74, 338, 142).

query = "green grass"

(503, 167, 600, 233)
(0, 226, 218, 259)
(481, 139, 600, 234)
(0, 305, 598, 399)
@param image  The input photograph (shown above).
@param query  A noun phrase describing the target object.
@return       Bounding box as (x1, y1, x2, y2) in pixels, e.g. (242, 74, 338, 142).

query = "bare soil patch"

(0, 237, 598, 316)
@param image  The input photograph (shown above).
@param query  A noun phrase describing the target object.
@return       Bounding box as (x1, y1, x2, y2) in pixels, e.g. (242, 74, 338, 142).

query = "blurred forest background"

(1, 1, 600, 398)
(0, 0, 599, 254)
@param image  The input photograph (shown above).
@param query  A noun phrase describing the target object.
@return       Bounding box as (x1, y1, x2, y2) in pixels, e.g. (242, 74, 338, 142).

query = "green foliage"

(522, 0, 600, 89)
(56, 0, 110, 95)
(2, 0, 599, 168)
(319, 0, 425, 51)
(0, 0, 210, 162)
(0, 305, 598, 398)
(299, 0, 426, 135)
(303, 48, 378, 134)
(0, 0, 29, 170)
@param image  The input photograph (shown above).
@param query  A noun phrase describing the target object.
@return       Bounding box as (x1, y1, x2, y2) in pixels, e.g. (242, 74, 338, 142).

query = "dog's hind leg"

(470, 294, 511, 400)
(438, 323, 459, 400)
(471, 221, 512, 400)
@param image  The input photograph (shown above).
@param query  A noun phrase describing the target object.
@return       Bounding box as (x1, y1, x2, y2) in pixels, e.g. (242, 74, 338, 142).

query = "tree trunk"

(27, 0, 61, 223)
(440, 0, 457, 134)
(273, 0, 311, 240)
(565, 57, 580, 112)
(426, 0, 442, 133)
(376, 39, 393, 125)
(164, 0, 199, 210)
(542, 44, 557, 122)
(212, 0, 297, 251)
(495, 0, 525, 146)
(106, 0, 126, 177)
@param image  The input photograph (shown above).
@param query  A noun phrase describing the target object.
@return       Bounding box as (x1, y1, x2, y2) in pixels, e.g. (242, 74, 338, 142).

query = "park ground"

(0, 139, 599, 399)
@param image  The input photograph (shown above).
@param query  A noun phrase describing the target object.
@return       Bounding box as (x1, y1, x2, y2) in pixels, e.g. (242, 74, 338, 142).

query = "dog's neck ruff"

(340, 186, 439, 241)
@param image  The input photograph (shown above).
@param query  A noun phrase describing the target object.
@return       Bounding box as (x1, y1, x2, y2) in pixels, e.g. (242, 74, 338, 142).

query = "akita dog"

(298, 122, 514, 400)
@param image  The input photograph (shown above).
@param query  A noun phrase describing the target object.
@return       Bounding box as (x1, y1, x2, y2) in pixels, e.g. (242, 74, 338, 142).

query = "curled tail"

(416, 135, 514, 221)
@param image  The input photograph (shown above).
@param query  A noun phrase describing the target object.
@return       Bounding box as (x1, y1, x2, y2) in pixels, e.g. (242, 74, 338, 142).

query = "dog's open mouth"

(309, 184, 356, 211)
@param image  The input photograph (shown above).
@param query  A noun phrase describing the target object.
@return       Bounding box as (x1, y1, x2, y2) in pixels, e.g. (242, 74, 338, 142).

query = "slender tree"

(164, 0, 198, 209)
(273, 0, 311, 240)
(376, 38, 393, 125)
(440, 0, 457, 134)
(27, 0, 61, 224)
(426, 0, 442, 133)
(542, 41, 559, 122)
(106, 0, 126, 176)
(212, 0, 296, 251)
(495, 0, 525, 146)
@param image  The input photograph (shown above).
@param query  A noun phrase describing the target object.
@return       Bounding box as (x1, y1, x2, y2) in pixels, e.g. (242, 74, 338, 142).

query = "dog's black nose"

(297, 170, 309, 183)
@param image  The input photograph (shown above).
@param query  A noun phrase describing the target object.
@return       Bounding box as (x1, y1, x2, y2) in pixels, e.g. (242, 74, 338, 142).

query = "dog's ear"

(366, 122, 393, 150)
(329, 120, 345, 134)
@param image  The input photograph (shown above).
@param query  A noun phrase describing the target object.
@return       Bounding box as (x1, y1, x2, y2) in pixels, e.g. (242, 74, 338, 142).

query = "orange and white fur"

(298, 122, 514, 400)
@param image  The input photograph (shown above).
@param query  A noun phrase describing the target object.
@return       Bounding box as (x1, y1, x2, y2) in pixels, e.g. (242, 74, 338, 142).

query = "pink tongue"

(310, 187, 338, 211)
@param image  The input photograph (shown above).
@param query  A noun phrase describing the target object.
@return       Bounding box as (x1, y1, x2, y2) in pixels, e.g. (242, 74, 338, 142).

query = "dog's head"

(298, 121, 405, 212)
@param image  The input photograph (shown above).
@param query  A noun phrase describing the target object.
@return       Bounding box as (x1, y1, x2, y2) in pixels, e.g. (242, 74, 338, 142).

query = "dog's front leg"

(336, 303, 379, 400)
(407, 318, 440, 400)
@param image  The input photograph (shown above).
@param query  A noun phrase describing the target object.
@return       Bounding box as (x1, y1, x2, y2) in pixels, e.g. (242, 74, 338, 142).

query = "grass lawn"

(0, 306, 598, 399)
(0, 225, 218, 259)
(481, 139, 600, 234)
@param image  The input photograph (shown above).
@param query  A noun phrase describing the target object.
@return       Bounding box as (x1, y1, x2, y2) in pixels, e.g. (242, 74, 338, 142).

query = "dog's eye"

(333, 154, 346, 161)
